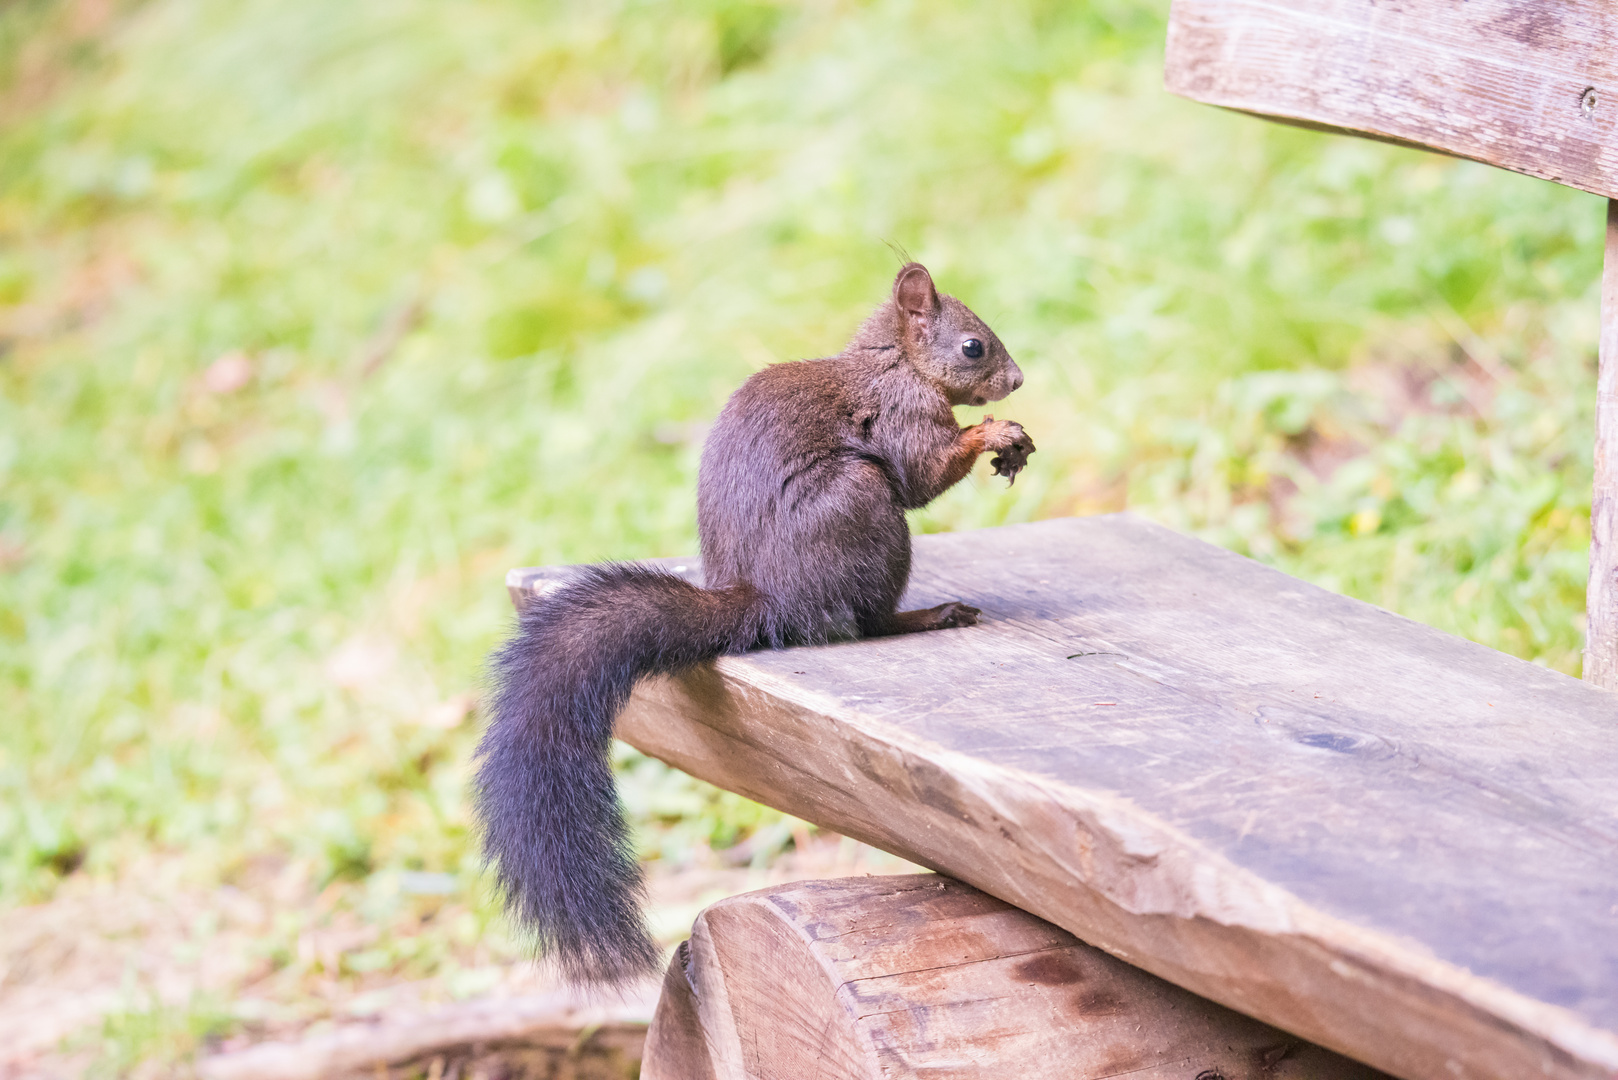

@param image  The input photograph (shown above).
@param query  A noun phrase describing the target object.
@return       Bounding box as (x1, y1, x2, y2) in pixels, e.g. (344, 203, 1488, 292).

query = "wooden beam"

(1164, 0, 1618, 200)
(1587, 199, 1618, 688)
(510, 516, 1618, 1080)
(643, 875, 1389, 1080)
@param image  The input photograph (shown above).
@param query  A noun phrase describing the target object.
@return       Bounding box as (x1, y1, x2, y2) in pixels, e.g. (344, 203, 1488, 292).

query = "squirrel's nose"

(1008, 364, 1024, 392)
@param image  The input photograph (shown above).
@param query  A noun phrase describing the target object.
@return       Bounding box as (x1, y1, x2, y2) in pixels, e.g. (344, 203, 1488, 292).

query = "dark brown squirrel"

(475, 263, 1034, 986)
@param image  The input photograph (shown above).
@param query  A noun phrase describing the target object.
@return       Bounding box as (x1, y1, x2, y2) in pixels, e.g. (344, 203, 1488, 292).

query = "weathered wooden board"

(644, 873, 1389, 1080)
(1587, 201, 1618, 688)
(1164, 0, 1618, 200)
(507, 515, 1618, 1080)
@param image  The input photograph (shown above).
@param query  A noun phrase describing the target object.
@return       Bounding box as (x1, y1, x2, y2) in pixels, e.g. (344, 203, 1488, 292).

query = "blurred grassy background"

(0, 0, 1607, 1068)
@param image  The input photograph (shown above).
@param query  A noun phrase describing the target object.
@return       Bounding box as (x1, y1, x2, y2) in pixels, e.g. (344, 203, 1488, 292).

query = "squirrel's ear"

(893, 263, 939, 318)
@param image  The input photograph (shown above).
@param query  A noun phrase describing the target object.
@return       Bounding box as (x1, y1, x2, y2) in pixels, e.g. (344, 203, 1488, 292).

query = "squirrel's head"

(890, 263, 1022, 406)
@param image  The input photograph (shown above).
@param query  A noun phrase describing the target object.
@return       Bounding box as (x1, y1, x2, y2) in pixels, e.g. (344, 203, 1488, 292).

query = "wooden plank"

(510, 515, 1618, 1080)
(1163, 0, 1618, 200)
(644, 873, 1389, 1080)
(1588, 200, 1618, 688)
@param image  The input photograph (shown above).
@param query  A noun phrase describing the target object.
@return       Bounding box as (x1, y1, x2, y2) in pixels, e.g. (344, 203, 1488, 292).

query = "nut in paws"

(990, 433, 1035, 486)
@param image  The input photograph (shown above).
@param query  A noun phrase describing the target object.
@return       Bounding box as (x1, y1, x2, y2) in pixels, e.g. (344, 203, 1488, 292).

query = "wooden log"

(508, 516, 1618, 1080)
(643, 874, 1389, 1080)
(197, 985, 658, 1080)
(1163, 0, 1618, 200)
(642, 941, 717, 1080)
(1587, 199, 1618, 688)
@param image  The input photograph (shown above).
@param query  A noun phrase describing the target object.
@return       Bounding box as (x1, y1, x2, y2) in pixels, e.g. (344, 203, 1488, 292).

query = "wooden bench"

(508, 515, 1618, 1080)
(504, 6, 1618, 1077)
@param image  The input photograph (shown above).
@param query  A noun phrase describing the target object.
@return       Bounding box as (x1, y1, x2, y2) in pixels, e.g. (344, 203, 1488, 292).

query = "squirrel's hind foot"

(890, 600, 981, 634)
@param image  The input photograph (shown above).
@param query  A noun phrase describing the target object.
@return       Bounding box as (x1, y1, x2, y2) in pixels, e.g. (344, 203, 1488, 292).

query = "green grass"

(0, 0, 1605, 961)
(80, 992, 235, 1079)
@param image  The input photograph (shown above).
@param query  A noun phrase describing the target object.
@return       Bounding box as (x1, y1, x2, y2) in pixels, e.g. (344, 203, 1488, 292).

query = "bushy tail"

(475, 564, 760, 986)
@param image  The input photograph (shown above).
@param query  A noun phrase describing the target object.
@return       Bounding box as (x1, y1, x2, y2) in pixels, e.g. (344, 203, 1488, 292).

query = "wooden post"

(1586, 199, 1618, 689)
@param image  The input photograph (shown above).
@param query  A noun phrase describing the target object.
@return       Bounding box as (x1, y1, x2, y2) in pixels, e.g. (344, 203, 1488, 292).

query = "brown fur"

(476, 264, 1032, 985)
(698, 263, 1031, 640)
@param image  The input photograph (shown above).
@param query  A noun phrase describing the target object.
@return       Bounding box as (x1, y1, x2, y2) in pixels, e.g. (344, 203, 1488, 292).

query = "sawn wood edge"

(615, 661, 1618, 1080)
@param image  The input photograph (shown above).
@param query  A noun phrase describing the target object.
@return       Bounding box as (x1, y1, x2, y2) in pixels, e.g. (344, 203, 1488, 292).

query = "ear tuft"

(893, 263, 939, 318)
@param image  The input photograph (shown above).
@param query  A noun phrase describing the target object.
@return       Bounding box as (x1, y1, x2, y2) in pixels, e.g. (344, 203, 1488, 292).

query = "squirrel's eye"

(961, 339, 984, 359)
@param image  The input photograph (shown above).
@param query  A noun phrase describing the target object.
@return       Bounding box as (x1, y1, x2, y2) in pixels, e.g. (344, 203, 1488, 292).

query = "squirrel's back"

(697, 354, 909, 643)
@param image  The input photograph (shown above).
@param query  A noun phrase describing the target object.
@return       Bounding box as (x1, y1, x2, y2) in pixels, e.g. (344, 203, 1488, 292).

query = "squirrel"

(475, 263, 1034, 986)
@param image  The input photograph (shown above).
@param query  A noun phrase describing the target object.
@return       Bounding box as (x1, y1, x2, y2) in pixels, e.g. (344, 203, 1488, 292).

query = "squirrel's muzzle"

(980, 357, 1023, 403)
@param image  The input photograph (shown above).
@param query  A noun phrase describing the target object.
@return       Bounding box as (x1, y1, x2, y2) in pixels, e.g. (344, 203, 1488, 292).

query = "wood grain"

(1164, 0, 1618, 200)
(1587, 199, 1618, 689)
(508, 515, 1618, 1080)
(645, 873, 1388, 1080)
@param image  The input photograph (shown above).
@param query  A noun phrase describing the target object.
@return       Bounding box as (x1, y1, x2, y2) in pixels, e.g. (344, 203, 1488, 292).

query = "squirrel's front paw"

(976, 416, 1025, 451)
(978, 416, 1035, 485)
